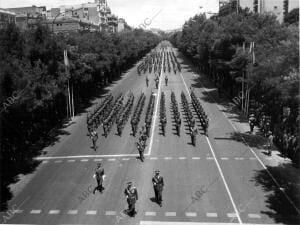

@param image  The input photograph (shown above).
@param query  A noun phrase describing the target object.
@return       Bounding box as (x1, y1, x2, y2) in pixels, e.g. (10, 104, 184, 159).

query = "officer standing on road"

(91, 130, 98, 150)
(94, 163, 105, 193)
(165, 76, 168, 86)
(124, 182, 138, 217)
(152, 170, 164, 207)
(191, 126, 198, 146)
(137, 141, 144, 162)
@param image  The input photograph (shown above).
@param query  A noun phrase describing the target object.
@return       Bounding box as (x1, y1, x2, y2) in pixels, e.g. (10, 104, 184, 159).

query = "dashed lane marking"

(94, 159, 102, 161)
(234, 157, 244, 160)
(206, 213, 218, 217)
(221, 157, 229, 160)
(67, 210, 78, 215)
(206, 157, 214, 160)
(165, 212, 176, 216)
(108, 158, 116, 161)
(227, 213, 238, 218)
(86, 210, 97, 215)
(185, 212, 197, 217)
(36, 154, 139, 160)
(250, 157, 257, 160)
(105, 211, 116, 215)
(67, 159, 75, 162)
(179, 157, 187, 160)
(41, 161, 49, 164)
(12, 209, 23, 213)
(122, 158, 130, 161)
(164, 157, 172, 160)
(49, 210, 60, 214)
(192, 157, 200, 160)
(248, 214, 261, 219)
(54, 160, 62, 163)
(150, 157, 158, 160)
(30, 210, 41, 214)
(81, 159, 89, 162)
(145, 212, 156, 216)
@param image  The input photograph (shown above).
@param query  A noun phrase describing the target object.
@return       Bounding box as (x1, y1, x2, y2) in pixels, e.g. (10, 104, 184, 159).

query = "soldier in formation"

(124, 182, 138, 217)
(131, 93, 146, 137)
(160, 92, 167, 136)
(116, 92, 134, 136)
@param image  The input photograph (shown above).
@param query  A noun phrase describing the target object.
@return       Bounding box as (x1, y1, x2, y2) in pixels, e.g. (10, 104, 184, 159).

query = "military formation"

(116, 92, 134, 136)
(191, 91, 209, 136)
(171, 91, 182, 136)
(102, 94, 124, 137)
(181, 91, 198, 146)
(160, 92, 167, 136)
(131, 92, 146, 137)
(145, 93, 156, 137)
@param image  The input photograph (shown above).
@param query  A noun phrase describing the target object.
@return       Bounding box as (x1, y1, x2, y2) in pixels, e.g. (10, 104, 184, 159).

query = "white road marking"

(105, 211, 116, 215)
(192, 157, 200, 160)
(164, 157, 172, 160)
(179, 72, 243, 224)
(122, 158, 130, 161)
(206, 213, 218, 217)
(54, 160, 62, 163)
(67, 210, 78, 215)
(206, 157, 214, 160)
(41, 161, 49, 164)
(227, 213, 238, 218)
(235, 157, 244, 160)
(94, 159, 102, 161)
(186, 212, 197, 217)
(147, 54, 164, 156)
(140, 222, 279, 225)
(67, 159, 75, 162)
(12, 209, 23, 213)
(81, 159, 89, 162)
(108, 158, 116, 161)
(248, 214, 261, 219)
(36, 154, 139, 160)
(179, 157, 186, 160)
(150, 157, 158, 160)
(221, 157, 229, 160)
(30, 210, 41, 214)
(145, 212, 156, 216)
(249, 157, 257, 160)
(165, 212, 176, 216)
(49, 210, 60, 214)
(86, 210, 97, 215)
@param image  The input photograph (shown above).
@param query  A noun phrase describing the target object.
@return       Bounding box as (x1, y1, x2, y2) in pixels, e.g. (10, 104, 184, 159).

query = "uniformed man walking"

(191, 126, 198, 146)
(146, 76, 149, 87)
(124, 182, 138, 217)
(165, 76, 168, 86)
(91, 130, 98, 150)
(137, 141, 144, 162)
(94, 163, 105, 193)
(152, 170, 164, 207)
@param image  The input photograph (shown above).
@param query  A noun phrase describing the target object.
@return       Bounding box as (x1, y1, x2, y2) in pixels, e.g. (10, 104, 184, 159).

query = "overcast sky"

(0, 0, 219, 30)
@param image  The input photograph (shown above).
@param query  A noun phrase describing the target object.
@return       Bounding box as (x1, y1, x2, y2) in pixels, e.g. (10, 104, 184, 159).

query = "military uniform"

(91, 131, 98, 150)
(124, 182, 138, 217)
(152, 171, 164, 207)
(95, 163, 105, 193)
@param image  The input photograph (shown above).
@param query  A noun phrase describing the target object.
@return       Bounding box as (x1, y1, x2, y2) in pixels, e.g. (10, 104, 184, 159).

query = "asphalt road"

(1, 43, 299, 225)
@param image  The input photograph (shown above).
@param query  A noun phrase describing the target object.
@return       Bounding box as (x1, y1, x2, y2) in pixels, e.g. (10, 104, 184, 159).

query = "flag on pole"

(64, 50, 69, 67)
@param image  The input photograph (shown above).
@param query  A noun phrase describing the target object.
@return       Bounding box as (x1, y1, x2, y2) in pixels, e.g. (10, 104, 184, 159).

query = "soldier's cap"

(155, 170, 160, 174)
(97, 163, 102, 167)
(127, 182, 132, 185)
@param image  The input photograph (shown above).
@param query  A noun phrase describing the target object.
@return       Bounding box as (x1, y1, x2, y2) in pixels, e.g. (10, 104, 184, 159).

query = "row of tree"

(0, 23, 160, 210)
(169, 3, 299, 162)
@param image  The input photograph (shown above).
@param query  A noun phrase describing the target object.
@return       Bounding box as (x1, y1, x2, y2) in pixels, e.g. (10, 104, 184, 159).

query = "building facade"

(0, 9, 16, 28)
(239, 0, 299, 22)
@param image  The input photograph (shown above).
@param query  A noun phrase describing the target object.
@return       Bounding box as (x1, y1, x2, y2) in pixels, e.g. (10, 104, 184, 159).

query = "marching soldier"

(146, 76, 149, 87)
(94, 163, 105, 193)
(176, 117, 181, 136)
(152, 170, 164, 207)
(191, 126, 198, 146)
(161, 117, 166, 136)
(91, 130, 98, 150)
(165, 76, 168, 86)
(124, 182, 138, 217)
(249, 114, 255, 133)
(137, 141, 144, 162)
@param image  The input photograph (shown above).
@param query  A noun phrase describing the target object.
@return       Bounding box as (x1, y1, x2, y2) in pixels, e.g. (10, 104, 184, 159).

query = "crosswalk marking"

(207, 157, 214, 160)
(94, 159, 102, 161)
(122, 158, 130, 161)
(234, 157, 244, 160)
(185, 212, 197, 217)
(145, 212, 156, 216)
(248, 213, 261, 218)
(165, 212, 176, 216)
(227, 213, 237, 218)
(67, 159, 75, 162)
(192, 157, 200, 160)
(105, 211, 116, 215)
(108, 158, 116, 161)
(164, 157, 172, 160)
(67, 210, 78, 215)
(81, 159, 89, 162)
(206, 213, 218, 217)
(221, 157, 229, 160)
(179, 157, 186, 160)
(49, 210, 60, 214)
(86, 210, 97, 215)
(30, 210, 41, 214)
